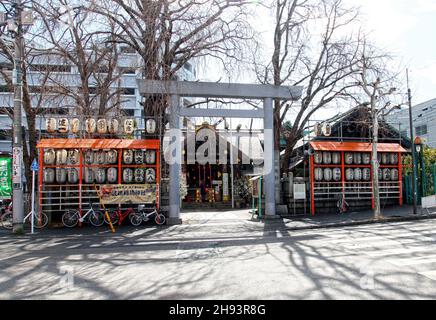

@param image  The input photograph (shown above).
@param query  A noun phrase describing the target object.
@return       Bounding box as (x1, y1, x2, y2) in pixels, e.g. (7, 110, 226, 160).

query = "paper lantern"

(123, 168, 134, 183)
(68, 168, 79, 184)
(381, 153, 389, 165)
(56, 168, 67, 184)
(363, 168, 371, 181)
(85, 118, 96, 133)
(106, 150, 118, 164)
(84, 168, 94, 184)
(332, 152, 341, 164)
(134, 150, 144, 164)
(146, 119, 157, 134)
(354, 168, 362, 181)
(333, 168, 341, 181)
(353, 153, 362, 165)
(345, 168, 354, 181)
(46, 118, 57, 133)
(134, 168, 145, 183)
(95, 150, 106, 165)
(95, 168, 106, 184)
(68, 149, 80, 165)
(123, 150, 134, 164)
(145, 150, 156, 164)
(324, 168, 333, 181)
(58, 118, 69, 133)
(84, 150, 94, 165)
(383, 168, 391, 181)
(107, 168, 118, 183)
(43, 168, 55, 183)
(362, 153, 371, 165)
(391, 169, 399, 181)
(56, 149, 68, 165)
(123, 119, 135, 134)
(70, 118, 80, 134)
(390, 153, 399, 165)
(97, 119, 107, 134)
(314, 151, 323, 164)
(345, 153, 353, 165)
(145, 168, 156, 183)
(44, 149, 56, 165)
(108, 119, 119, 134)
(322, 152, 332, 165)
(314, 168, 323, 181)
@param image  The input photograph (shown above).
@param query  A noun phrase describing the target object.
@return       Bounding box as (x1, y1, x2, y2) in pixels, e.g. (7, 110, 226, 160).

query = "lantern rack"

(309, 141, 406, 215)
(36, 138, 161, 222)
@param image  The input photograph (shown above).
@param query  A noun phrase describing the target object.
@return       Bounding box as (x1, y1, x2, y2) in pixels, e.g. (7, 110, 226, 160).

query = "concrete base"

(264, 214, 281, 220)
(276, 205, 288, 216)
(167, 217, 183, 225)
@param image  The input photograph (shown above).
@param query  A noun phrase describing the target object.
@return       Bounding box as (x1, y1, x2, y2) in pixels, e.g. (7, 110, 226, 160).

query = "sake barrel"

(68, 149, 80, 165)
(44, 149, 56, 165)
(145, 150, 156, 164)
(124, 119, 135, 134)
(354, 168, 362, 181)
(56, 149, 68, 165)
(363, 168, 371, 181)
(145, 168, 156, 183)
(106, 150, 118, 164)
(314, 168, 323, 181)
(146, 119, 157, 134)
(314, 151, 323, 164)
(46, 118, 57, 133)
(70, 118, 80, 134)
(134, 150, 144, 164)
(108, 119, 119, 134)
(58, 118, 69, 133)
(56, 168, 67, 184)
(134, 168, 145, 183)
(390, 153, 399, 165)
(95, 168, 106, 184)
(333, 168, 341, 181)
(68, 168, 79, 184)
(332, 152, 341, 164)
(345, 168, 354, 181)
(322, 152, 332, 165)
(353, 153, 362, 165)
(85, 118, 96, 133)
(391, 169, 399, 181)
(43, 168, 55, 184)
(383, 168, 391, 181)
(84, 150, 94, 165)
(362, 153, 371, 165)
(345, 153, 353, 165)
(324, 168, 333, 181)
(97, 119, 108, 134)
(123, 150, 134, 164)
(107, 168, 118, 183)
(123, 168, 134, 183)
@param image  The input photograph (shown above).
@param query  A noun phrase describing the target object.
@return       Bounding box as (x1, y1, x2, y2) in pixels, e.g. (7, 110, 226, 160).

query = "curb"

(283, 213, 436, 231)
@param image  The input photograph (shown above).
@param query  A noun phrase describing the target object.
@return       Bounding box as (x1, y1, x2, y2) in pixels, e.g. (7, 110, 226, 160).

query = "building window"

(121, 88, 135, 95)
(119, 67, 136, 75)
(29, 65, 72, 73)
(121, 109, 135, 117)
(0, 85, 13, 93)
(415, 125, 427, 136)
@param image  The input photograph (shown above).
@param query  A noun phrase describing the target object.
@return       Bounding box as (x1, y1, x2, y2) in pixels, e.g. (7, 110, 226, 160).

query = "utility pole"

(407, 69, 418, 214)
(12, 0, 24, 233)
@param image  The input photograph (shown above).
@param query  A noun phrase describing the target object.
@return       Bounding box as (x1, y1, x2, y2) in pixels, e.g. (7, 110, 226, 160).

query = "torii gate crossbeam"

(137, 80, 303, 224)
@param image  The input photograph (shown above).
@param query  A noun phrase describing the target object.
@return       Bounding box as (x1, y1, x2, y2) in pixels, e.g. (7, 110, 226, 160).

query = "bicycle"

(337, 193, 349, 214)
(1, 202, 48, 230)
(62, 202, 105, 228)
(104, 207, 137, 226)
(129, 206, 166, 226)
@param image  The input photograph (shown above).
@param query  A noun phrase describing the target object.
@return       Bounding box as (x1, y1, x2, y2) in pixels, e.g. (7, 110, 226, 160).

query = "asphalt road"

(1, 212, 436, 299)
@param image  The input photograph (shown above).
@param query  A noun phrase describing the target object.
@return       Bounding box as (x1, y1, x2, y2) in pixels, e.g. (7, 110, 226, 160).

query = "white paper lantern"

(123, 150, 134, 164)
(43, 168, 55, 184)
(383, 168, 391, 180)
(362, 153, 371, 165)
(378, 168, 383, 180)
(84, 150, 94, 165)
(314, 168, 323, 181)
(390, 153, 399, 165)
(123, 168, 134, 183)
(95, 168, 106, 184)
(43, 149, 56, 165)
(123, 119, 135, 134)
(146, 119, 157, 134)
(97, 119, 107, 134)
(354, 168, 362, 181)
(68, 168, 79, 184)
(56, 149, 68, 165)
(85, 118, 96, 133)
(324, 168, 333, 181)
(95, 150, 106, 165)
(108, 119, 119, 134)
(345, 153, 353, 165)
(134, 168, 145, 183)
(46, 118, 57, 133)
(107, 168, 118, 183)
(134, 150, 144, 164)
(345, 168, 354, 181)
(68, 149, 80, 165)
(363, 168, 371, 181)
(58, 118, 69, 133)
(106, 150, 118, 164)
(84, 168, 94, 184)
(145, 150, 156, 164)
(333, 168, 341, 181)
(145, 168, 156, 183)
(391, 169, 399, 181)
(332, 152, 341, 164)
(56, 168, 67, 184)
(70, 118, 80, 134)
(381, 153, 389, 165)
(323, 152, 332, 165)
(353, 153, 362, 165)
(314, 151, 323, 164)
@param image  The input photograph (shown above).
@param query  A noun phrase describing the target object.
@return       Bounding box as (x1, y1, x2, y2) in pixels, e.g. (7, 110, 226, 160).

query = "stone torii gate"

(137, 80, 303, 224)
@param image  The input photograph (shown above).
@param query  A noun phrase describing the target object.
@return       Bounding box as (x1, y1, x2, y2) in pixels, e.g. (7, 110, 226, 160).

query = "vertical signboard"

(0, 157, 12, 198)
(12, 147, 22, 189)
(222, 173, 229, 201)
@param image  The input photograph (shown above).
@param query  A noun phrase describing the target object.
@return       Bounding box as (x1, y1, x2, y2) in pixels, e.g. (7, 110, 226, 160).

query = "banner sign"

(99, 184, 157, 204)
(0, 157, 12, 198)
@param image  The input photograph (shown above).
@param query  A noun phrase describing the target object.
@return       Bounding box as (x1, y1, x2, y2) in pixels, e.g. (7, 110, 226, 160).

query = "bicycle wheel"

(104, 210, 119, 225)
(33, 212, 49, 229)
(154, 213, 166, 225)
(129, 213, 143, 226)
(1, 212, 13, 230)
(89, 210, 105, 227)
(62, 210, 80, 228)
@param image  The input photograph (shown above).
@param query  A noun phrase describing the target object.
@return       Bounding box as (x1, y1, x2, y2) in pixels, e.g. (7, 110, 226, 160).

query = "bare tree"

(255, 0, 365, 179)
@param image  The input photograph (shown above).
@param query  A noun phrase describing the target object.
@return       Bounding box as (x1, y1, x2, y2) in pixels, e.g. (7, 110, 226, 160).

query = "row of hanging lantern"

(314, 167, 399, 182)
(314, 152, 399, 165)
(43, 149, 157, 166)
(45, 117, 157, 135)
(43, 167, 156, 184)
